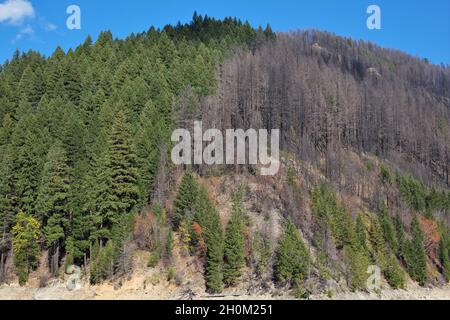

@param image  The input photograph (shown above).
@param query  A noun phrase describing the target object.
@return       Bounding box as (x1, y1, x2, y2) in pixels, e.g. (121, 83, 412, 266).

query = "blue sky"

(0, 0, 449, 65)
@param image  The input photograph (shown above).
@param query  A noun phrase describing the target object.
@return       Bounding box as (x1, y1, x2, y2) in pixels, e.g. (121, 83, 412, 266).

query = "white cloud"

(12, 24, 34, 42)
(44, 22, 57, 31)
(0, 0, 35, 24)
(20, 24, 33, 34)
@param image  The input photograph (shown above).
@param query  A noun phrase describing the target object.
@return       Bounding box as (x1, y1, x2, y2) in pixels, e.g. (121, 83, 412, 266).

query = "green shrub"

(380, 164, 392, 185)
(147, 251, 161, 268)
(166, 267, 177, 282)
(149, 273, 160, 286)
(293, 283, 310, 300)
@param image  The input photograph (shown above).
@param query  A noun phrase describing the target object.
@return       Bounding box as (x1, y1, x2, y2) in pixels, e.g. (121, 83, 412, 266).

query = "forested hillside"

(0, 14, 449, 297)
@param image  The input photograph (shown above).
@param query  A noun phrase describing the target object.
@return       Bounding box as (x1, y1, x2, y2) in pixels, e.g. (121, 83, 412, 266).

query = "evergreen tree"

(367, 215, 382, 250)
(402, 216, 428, 285)
(0, 82, 15, 121)
(396, 174, 427, 212)
(394, 213, 406, 256)
(67, 162, 91, 265)
(372, 211, 406, 289)
(223, 189, 246, 286)
(11, 110, 51, 216)
(383, 252, 406, 289)
(343, 215, 371, 291)
(90, 111, 139, 243)
(89, 240, 100, 284)
(173, 170, 199, 229)
(310, 185, 354, 249)
(111, 213, 135, 276)
(379, 206, 397, 251)
(62, 59, 82, 105)
(84, 134, 111, 242)
(410, 215, 428, 285)
(60, 105, 86, 166)
(135, 101, 167, 207)
(264, 24, 276, 40)
(18, 65, 43, 108)
(343, 244, 370, 291)
(45, 57, 64, 100)
(35, 95, 62, 138)
(355, 214, 367, 250)
(0, 145, 16, 257)
(37, 141, 71, 275)
(195, 185, 224, 293)
(275, 220, 310, 285)
(0, 114, 14, 146)
(107, 110, 139, 215)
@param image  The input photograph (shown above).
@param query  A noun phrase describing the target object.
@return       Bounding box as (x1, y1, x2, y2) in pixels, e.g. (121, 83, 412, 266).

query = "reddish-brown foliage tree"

(192, 222, 208, 255)
(419, 216, 440, 260)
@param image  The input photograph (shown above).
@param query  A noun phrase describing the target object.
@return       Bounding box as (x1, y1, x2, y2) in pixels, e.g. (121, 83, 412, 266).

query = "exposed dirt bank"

(0, 282, 448, 300)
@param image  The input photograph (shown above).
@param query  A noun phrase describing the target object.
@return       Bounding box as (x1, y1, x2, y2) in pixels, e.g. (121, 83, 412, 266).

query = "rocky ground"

(0, 279, 448, 300)
(310, 284, 450, 300)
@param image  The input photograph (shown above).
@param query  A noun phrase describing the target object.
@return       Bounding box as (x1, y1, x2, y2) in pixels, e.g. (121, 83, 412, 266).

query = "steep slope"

(200, 31, 450, 188)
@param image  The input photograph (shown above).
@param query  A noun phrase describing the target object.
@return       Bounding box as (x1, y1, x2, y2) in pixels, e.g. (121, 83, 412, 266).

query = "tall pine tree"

(195, 185, 224, 293)
(90, 110, 139, 244)
(37, 141, 71, 275)
(275, 220, 310, 286)
(173, 170, 199, 229)
(223, 188, 246, 286)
